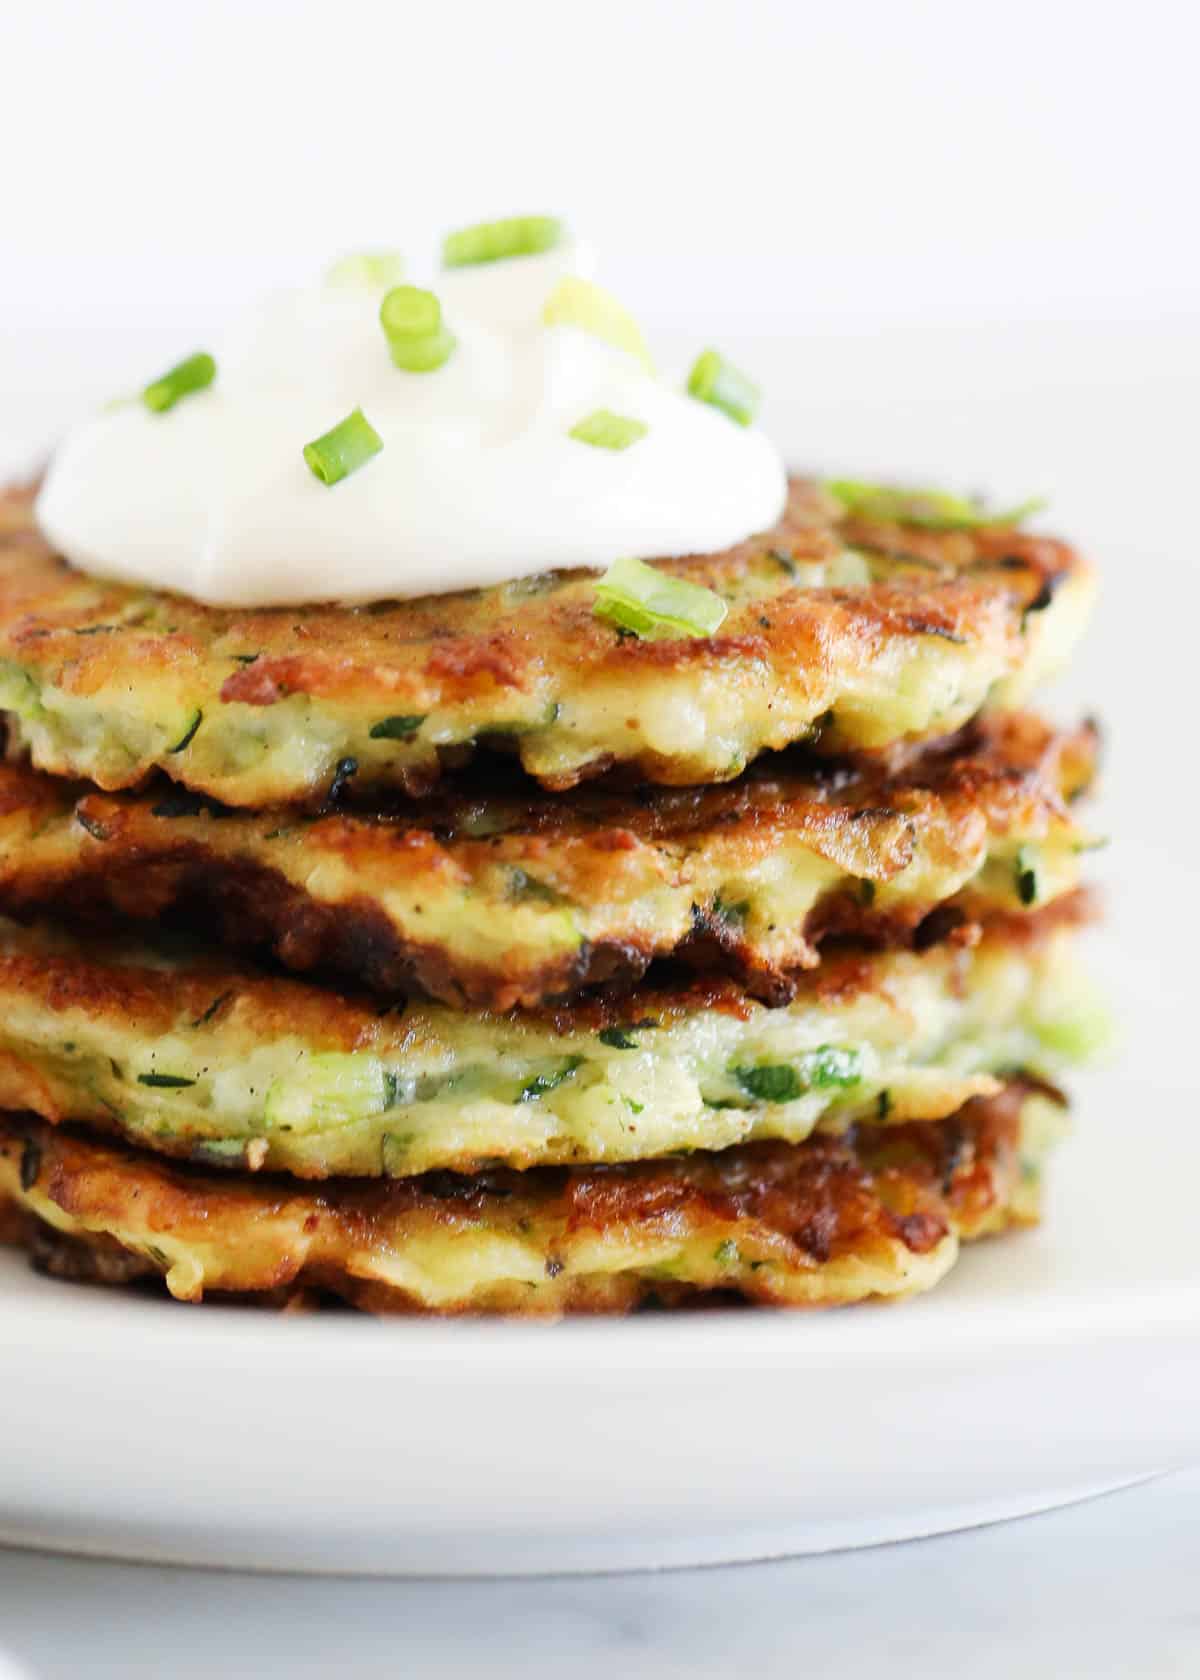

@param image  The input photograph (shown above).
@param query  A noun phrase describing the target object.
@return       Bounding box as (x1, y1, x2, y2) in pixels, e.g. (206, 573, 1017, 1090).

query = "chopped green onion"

(714, 1239, 740, 1264)
(518, 1055, 584, 1103)
(378, 285, 457, 373)
(381, 286, 440, 337)
(826, 480, 1047, 531)
(800, 1046, 864, 1089)
(1015, 844, 1041, 906)
(368, 713, 426, 740)
(167, 709, 203, 754)
(594, 555, 728, 640)
(686, 349, 759, 426)
(599, 1027, 639, 1050)
(732, 1064, 802, 1104)
(326, 249, 405, 289)
(732, 1047, 863, 1104)
(569, 410, 648, 451)
(263, 1052, 390, 1131)
(543, 277, 653, 371)
(442, 215, 563, 268)
(506, 868, 566, 906)
(302, 408, 383, 486)
(142, 352, 216, 414)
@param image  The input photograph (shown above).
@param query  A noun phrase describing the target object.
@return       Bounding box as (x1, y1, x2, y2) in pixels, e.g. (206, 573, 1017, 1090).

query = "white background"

(5, 0, 1199, 326)
(4, 0, 1199, 461)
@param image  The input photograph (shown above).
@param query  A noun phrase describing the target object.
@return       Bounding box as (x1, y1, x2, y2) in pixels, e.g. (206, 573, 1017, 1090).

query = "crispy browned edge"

(0, 712, 1098, 1009)
(0, 476, 1085, 800)
(0, 1081, 1044, 1316)
(0, 888, 1097, 1089)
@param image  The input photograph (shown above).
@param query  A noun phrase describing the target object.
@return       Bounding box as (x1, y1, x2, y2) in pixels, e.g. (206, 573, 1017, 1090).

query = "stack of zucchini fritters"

(0, 476, 1103, 1315)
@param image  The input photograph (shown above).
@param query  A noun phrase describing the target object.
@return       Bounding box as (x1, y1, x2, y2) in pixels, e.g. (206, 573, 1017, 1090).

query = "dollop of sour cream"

(35, 239, 787, 607)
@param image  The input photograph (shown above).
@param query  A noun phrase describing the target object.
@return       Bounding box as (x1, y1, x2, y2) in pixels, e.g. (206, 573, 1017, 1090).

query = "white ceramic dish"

(2, 322, 1196, 1576)
(0, 1069, 1196, 1575)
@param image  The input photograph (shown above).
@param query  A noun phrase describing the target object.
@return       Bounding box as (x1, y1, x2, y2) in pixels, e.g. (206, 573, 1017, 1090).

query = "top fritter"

(0, 477, 1091, 808)
(5, 220, 1093, 806)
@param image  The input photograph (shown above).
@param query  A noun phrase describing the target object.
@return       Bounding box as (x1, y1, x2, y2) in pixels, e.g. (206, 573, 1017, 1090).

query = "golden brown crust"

(0, 1191, 24, 1247)
(0, 713, 1098, 1009)
(0, 478, 1093, 806)
(0, 1083, 1048, 1315)
(0, 892, 1095, 1065)
(0, 899, 1095, 1179)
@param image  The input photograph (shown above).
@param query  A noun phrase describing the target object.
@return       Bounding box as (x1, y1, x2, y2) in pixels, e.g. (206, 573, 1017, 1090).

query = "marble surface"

(0, 1470, 1195, 1678)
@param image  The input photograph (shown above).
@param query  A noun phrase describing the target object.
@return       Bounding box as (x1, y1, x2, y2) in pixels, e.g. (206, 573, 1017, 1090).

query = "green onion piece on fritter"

(543, 278, 654, 371)
(599, 1027, 639, 1050)
(732, 1047, 862, 1104)
(167, 709, 202, 754)
(686, 349, 760, 426)
(518, 1055, 584, 1103)
(379, 285, 457, 373)
(326, 249, 405, 289)
(569, 410, 648, 451)
(302, 408, 384, 487)
(368, 714, 426, 740)
(594, 555, 728, 640)
(1015, 844, 1041, 906)
(826, 480, 1047, 531)
(442, 215, 563, 268)
(142, 352, 216, 415)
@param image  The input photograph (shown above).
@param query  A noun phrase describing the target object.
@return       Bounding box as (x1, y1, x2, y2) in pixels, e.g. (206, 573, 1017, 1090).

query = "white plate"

(0, 321, 1195, 1574)
(0, 1070, 1196, 1575)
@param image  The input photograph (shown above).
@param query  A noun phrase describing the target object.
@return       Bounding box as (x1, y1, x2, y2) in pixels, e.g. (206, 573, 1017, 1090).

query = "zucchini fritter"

(0, 1083, 1061, 1314)
(0, 713, 1098, 1009)
(0, 479, 1093, 807)
(0, 902, 1101, 1178)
